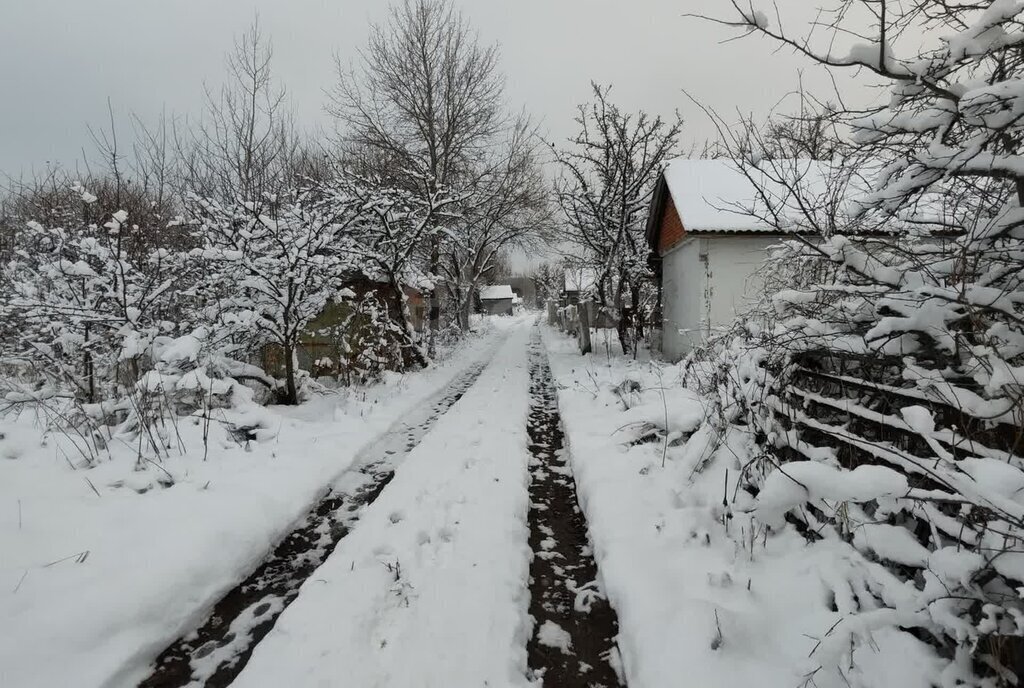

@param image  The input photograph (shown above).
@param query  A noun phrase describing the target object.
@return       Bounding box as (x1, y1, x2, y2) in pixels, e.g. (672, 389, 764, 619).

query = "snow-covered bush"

(0, 183, 291, 462)
(1, 189, 189, 400)
(341, 175, 459, 368)
(690, 226, 1024, 685)
(0, 187, 212, 463)
(183, 183, 366, 405)
(689, 2, 1024, 683)
(345, 292, 408, 383)
(307, 290, 409, 386)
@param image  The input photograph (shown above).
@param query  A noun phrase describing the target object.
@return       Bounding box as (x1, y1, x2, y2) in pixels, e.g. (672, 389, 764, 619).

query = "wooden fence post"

(578, 299, 593, 354)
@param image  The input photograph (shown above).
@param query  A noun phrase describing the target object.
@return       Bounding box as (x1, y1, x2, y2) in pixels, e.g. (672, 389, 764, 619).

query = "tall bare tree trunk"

(457, 277, 478, 331)
(614, 279, 631, 356)
(393, 276, 428, 368)
(459, 294, 472, 331)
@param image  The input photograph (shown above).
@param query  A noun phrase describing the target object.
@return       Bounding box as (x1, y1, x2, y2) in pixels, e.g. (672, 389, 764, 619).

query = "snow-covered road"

(5, 318, 638, 688)
(215, 322, 626, 688)
(230, 319, 538, 687)
(3, 316, 980, 688)
(141, 349, 499, 687)
(1, 320, 523, 688)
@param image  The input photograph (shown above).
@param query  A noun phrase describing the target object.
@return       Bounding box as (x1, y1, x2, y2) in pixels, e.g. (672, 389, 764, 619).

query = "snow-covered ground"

(542, 326, 942, 688)
(231, 319, 535, 687)
(0, 320, 511, 688)
(3, 317, 949, 688)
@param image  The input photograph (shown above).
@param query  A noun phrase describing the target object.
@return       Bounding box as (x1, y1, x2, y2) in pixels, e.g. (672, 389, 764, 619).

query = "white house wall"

(661, 234, 782, 362)
(706, 235, 780, 328)
(661, 237, 707, 361)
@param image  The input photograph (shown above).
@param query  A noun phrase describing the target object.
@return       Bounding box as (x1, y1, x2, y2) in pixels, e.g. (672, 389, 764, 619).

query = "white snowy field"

(231, 320, 535, 687)
(0, 319, 512, 688)
(542, 326, 945, 688)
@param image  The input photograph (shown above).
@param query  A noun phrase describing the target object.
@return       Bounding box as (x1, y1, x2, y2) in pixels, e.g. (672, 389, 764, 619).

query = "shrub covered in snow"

(307, 291, 410, 386)
(0, 174, 449, 463)
(686, 2, 1024, 683)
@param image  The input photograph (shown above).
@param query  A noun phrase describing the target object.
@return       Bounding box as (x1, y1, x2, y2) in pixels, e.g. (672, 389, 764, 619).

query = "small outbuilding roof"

(664, 158, 837, 234)
(480, 284, 514, 300)
(646, 158, 956, 254)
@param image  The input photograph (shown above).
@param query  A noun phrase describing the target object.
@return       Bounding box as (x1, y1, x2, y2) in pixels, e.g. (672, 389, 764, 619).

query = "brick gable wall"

(657, 194, 686, 255)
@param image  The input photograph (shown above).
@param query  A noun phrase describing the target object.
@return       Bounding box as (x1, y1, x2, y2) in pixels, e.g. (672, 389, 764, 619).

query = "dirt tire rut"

(525, 329, 624, 687)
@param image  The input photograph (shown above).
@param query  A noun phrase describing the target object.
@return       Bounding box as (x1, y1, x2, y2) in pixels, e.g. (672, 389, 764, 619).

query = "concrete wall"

(661, 234, 780, 361)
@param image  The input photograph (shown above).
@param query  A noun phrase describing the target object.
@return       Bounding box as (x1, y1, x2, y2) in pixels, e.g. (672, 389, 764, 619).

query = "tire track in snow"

(525, 329, 624, 687)
(138, 353, 494, 688)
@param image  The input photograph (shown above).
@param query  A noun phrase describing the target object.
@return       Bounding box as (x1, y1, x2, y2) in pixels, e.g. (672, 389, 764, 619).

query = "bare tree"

(552, 83, 682, 355)
(180, 18, 299, 206)
(695, 89, 843, 163)
(440, 119, 554, 329)
(83, 104, 189, 261)
(185, 182, 367, 405)
(339, 172, 460, 368)
(532, 261, 564, 307)
(328, 0, 508, 349)
(762, 103, 841, 161)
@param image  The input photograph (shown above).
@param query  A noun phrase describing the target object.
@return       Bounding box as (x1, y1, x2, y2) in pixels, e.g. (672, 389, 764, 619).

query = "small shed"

(646, 158, 830, 361)
(261, 276, 426, 379)
(479, 284, 515, 315)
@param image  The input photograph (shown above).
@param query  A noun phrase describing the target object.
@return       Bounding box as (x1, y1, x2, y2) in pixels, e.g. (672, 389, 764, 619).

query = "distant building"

(487, 274, 538, 308)
(479, 284, 515, 315)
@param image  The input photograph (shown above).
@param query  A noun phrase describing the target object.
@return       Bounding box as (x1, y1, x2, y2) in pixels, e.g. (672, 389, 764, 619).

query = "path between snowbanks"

(524, 331, 623, 685)
(230, 321, 535, 688)
(0, 321, 515, 688)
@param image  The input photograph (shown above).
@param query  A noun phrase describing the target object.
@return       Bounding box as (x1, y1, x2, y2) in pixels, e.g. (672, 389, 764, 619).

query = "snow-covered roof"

(480, 284, 514, 300)
(661, 158, 838, 234)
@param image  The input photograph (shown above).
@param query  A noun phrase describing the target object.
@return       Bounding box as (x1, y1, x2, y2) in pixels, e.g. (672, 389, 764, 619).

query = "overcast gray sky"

(0, 0, 868, 178)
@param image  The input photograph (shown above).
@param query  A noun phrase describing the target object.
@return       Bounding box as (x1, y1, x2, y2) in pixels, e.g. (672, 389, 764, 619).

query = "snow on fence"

(757, 342, 1024, 681)
(681, 225, 1024, 685)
